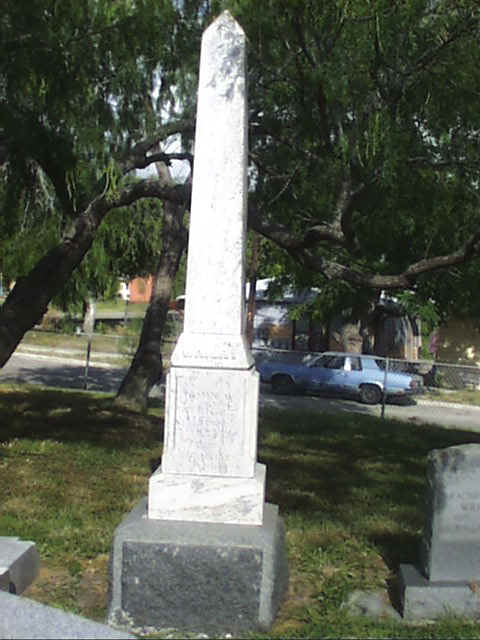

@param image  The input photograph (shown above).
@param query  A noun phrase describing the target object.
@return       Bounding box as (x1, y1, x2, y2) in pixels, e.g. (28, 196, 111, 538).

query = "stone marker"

(108, 11, 288, 636)
(0, 590, 134, 640)
(148, 5, 263, 526)
(400, 444, 480, 619)
(0, 536, 40, 595)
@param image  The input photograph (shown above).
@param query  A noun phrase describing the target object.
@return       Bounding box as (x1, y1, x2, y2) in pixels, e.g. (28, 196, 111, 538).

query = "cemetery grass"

(1, 387, 480, 638)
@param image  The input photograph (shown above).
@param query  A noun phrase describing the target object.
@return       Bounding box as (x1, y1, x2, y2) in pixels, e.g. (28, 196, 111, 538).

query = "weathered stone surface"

(150, 10, 265, 526)
(0, 567, 9, 591)
(149, 463, 266, 525)
(341, 589, 401, 621)
(0, 536, 40, 594)
(400, 564, 480, 621)
(0, 590, 134, 639)
(108, 499, 288, 636)
(420, 444, 480, 582)
(160, 367, 259, 478)
(400, 444, 480, 621)
(171, 10, 251, 370)
(110, 12, 288, 636)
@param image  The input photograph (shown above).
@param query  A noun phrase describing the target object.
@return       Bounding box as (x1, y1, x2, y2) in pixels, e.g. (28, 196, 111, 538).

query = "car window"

(350, 357, 361, 371)
(309, 356, 326, 368)
(323, 356, 345, 370)
(359, 357, 379, 370)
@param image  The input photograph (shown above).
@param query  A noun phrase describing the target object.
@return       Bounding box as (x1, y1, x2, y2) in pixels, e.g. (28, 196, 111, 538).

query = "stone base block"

(0, 537, 40, 594)
(108, 498, 288, 636)
(0, 591, 134, 639)
(400, 564, 480, 620)
(148, 463, 266, 525)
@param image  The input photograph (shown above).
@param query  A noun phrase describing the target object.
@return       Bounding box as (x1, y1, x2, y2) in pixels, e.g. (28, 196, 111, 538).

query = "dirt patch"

(23, 564, 72, 603)
(22, 555, 109, 622)
(76, 554, 109, 620)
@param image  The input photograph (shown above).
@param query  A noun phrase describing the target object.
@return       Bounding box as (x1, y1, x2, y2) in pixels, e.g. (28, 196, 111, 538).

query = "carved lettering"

(163, 369, 257, 478)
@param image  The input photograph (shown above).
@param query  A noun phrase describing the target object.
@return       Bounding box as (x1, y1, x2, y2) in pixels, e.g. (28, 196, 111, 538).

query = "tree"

(233, 0, 480, 298)
(2, 0, 480, 399)
(115, 163, 187, 411)
(0, 0, 200, 367)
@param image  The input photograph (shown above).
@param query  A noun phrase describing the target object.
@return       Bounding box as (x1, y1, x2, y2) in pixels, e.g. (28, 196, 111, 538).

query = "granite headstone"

(400, 444, 480, 619)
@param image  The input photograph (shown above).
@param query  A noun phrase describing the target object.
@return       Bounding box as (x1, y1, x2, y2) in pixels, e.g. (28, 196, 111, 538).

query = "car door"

(308, 355, 345, 392)
(342, 356, 363, 393)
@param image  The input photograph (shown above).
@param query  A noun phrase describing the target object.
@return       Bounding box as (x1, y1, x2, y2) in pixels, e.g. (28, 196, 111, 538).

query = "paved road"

(2, 352, 480, 432)
(260, 387, 480, 433)
(0, 352, 126, 393)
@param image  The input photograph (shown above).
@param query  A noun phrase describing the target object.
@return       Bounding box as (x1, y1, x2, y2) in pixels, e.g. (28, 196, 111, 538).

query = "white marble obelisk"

(148, 11, 265, 525)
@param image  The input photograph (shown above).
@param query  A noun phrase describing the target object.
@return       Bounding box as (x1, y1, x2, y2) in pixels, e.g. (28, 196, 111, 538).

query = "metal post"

(84, 335, 92, 390)
(381, 356, 389, 419)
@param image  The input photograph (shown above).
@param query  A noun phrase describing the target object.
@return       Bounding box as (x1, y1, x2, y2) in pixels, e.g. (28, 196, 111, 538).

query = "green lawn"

(1, 385, 480, 638)
(423, 388, 480, 406)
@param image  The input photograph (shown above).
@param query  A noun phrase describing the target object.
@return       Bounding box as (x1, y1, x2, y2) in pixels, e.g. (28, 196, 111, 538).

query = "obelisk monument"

(108, 12, 288, 635)
(148, 9, 264, 525)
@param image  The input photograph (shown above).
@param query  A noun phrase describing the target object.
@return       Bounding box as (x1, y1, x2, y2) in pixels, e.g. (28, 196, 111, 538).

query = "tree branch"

(133, 151, 193, 171)
(249, 201, 480, 290)
(122, 119, 195, 174)
(110, 178, 191, 211)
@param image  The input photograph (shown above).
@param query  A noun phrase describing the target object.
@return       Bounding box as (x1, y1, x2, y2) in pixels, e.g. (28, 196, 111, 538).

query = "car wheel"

(271, 374, 296, 395)
(360, 384, 382, 405)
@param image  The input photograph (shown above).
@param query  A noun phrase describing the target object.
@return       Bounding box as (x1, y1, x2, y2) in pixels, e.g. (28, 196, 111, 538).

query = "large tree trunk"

(82, 292, 97, 335)
(0, 198, 110, 367)
(0, 173, 187, 369)
(115, 198, 186, 412)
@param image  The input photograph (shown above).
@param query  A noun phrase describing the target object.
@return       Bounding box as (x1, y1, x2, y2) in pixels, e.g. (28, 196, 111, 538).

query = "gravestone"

(0, 590, 134, 639)
(0, 536, 40, 595)
(400, 444, 480, 619)
(108, 11, 288, 636)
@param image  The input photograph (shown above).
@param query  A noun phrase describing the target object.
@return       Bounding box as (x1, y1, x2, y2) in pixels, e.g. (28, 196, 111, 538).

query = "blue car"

(256, 351, 423, 405)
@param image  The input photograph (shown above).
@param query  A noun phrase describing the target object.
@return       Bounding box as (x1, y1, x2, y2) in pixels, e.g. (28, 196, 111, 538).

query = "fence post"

(381, 356, 389, 419)
(84, 334, 92, 390)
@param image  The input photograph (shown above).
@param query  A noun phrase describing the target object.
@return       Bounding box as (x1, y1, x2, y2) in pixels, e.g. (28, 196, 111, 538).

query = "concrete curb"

(15, 347, 125, 370)
(417, 399, 480, 411)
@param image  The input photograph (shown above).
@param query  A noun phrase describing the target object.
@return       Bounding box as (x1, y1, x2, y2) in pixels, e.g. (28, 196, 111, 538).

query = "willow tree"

(0, 0, 200, 368)
(2, 0, 480, 408)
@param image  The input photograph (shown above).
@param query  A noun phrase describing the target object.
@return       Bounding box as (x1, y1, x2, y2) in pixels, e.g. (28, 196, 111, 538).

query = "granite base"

(0, 536, 40, 594)
(0, 591, 134, 639)
(107, 498, 288, 636)
(400, 564, 480, 620)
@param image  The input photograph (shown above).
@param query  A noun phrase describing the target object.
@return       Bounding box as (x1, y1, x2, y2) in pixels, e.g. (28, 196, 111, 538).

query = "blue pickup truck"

(256, 351, 424, 404)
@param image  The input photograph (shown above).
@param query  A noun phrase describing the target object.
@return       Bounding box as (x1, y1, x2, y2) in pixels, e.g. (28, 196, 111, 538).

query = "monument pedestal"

(107, 499, 288, 636)
(400, 564, 480, 620)
(148, 463, 266, 525)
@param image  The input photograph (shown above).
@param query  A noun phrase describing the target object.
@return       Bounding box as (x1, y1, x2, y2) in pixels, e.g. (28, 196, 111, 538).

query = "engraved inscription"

(438, 489, 480, 541)
(180, 347, 236, 361)
(164, 369, 255, 478)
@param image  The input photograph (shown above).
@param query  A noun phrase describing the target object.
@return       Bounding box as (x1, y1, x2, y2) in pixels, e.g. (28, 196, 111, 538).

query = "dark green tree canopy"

(1, 0, 480, 368)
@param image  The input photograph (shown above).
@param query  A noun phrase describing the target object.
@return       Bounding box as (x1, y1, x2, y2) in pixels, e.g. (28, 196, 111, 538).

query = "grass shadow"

(0, 384, 161, 452)
(259, 405, 480, 570)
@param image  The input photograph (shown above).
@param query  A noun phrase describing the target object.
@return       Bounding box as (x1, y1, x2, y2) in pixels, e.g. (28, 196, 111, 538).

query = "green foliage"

(0, 0, 199, 307)
(3, 0, 480, 330)
(231, 0, 480, 321)
(395, 291, 441, 335)
(53, 197, 165, 310)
